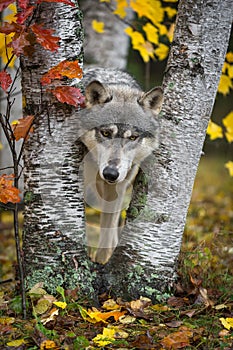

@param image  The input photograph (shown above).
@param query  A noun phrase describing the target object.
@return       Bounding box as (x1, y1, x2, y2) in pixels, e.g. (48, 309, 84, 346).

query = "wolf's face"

(80, 80, 163, 184)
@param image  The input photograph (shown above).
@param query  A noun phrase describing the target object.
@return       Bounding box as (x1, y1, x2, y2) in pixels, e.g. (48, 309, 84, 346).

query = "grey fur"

(74, 67, 163, 264)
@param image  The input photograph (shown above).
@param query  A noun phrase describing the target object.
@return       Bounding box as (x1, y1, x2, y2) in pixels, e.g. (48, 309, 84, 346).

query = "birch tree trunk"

(99, 0, 233, 300)
(80, 0, 132, 69)
(22, 2, 97, 297)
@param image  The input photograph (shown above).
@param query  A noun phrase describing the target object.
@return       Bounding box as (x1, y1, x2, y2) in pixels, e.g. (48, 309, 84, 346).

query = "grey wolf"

(77, 67, 163, 264)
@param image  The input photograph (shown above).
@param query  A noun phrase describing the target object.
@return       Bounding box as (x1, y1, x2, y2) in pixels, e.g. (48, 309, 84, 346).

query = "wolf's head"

(79, 80, 163, 184)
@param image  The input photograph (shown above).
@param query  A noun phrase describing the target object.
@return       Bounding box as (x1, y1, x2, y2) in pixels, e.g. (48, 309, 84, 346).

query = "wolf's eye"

(129, 135, 138, 141)
(101, 130, 111, 138)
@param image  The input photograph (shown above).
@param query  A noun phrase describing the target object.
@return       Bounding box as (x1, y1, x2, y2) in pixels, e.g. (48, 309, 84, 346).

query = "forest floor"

(0, 155, 232, 349)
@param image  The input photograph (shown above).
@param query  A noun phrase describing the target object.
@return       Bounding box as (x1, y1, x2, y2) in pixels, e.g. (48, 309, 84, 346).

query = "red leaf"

(31, 23, 60, 51)
(0, 174, 21, 204)
(11, 115, 34, 141)
(16, 6, 35, 24)
(37, 0, 75, 7)
(0, 21, 22, 35)
(18, 0, 29, 9)
(0, 70, 12, 92)
(41, 60, 83, 85)
(10, 31, 31, 56)
(50, 86, 85, 106)
(0, 0, 15, 11)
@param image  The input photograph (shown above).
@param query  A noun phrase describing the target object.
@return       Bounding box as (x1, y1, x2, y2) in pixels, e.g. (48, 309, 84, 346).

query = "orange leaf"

(90, 309, 126, 322)
(31, 23, 60, 51)
(0, 174, 21, 204)
(11, 115, 34, 141)
(41, 60, 82, 85)
(50, 86, 85, 107)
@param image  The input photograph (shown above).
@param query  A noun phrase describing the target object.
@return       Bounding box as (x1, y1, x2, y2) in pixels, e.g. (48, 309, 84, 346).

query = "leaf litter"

(0, 157, 233, 349)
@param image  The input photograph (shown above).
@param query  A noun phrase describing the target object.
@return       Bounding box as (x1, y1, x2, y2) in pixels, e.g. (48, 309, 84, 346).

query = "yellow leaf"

(0, 33, 16, 67)
(220, 317, 233, 330)
(92, 20, 105, 33)
(226, 51, 233, 63)
(155, 43, 169, 61)
(7, 339, 26, 347)
(40, 340, 58, 349)
(34, 299, 51, 315)
(53, 301, 67, 309)
(218, 74, 232, 95)
(125, 27, 154, 62)
(143, 23, 159, 45)
(92, 327, 115, 346)
(206, 120, 223, 140)
(0, 317, 15, 324)
(3, 3, 17, 22)
(102, 299, 120, 310)
(223, 111, 233, 143)
(164, 6, 177, 18)
(227, 64, 233, 79)
(130, 0, 164, 27)
(225, 161, 233, 177)
(114, 0, 128, 18)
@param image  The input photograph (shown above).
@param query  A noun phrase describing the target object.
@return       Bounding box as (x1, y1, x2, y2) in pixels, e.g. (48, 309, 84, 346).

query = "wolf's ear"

(138, 87, 163, 115)
(85, 80, 112, 107)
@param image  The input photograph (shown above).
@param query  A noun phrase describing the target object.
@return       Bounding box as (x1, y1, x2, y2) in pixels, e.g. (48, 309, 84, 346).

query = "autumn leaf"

(11, 115, 34, 141)
(92, 327, 115, 346)
(39, 340, 58, 349)
(53, 301, 67, 309)
(0, 21, 22, 35)
(41, 60, 82, 85)
(0, 70, 12, 91)
(206, 120, 223, 140)
(49, 86, 85, 107)
(161, 328, 193, 349)
(18, 0, 29, 9)
(10, 31, 31, 56)
(218, 74, 232, 95)
(125, 27, 154, 62)
(155, 42, 169, 60)
(225, 161, 233, 176)
(0, 174, 21, 204)
(143, 23, 159, 45)
(16, 6, 35, 25)
(113, 0, 128, 18)
(31, 23, 60, 51)
(222, 111, 233, 143)
(220, 317, 233, 330)
(78, 305, 126, 323)
(92, 20, 105, 33)
(7, 339, 27, 347)
(226, 51, 233, 63)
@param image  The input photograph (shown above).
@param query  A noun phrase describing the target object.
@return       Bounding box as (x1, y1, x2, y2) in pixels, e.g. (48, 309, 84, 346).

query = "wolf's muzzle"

(102, 166, 119, 183)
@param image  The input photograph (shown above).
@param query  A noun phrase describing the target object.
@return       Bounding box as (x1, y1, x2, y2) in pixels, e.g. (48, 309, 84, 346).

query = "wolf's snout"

(102, 166, 119, 183)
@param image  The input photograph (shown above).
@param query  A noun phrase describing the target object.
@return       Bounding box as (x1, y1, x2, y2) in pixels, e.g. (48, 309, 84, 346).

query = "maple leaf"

(143, 23, 159, 45)
(37, 0, 75, 6)
(0, 0, 15, 11)
(220, 317, 233, 330)
(50, 86, 85, 107)
(0, 21, 22, 35)
(92, 20, 105, 33)
(0, 174, 21, 204)
(92, 327, 115, 347)
(206, 120, 223, 141)
(222, 111, 233, 143)
(31, 23, 60, 51)
(0, 70, 12, 91)
(16, 6, 35, 25)
(41, 60, 82, 85)
(11, 115, 34, 141)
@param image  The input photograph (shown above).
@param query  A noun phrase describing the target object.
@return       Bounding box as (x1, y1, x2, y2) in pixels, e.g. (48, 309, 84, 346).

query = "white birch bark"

(80, 0, 132, 69)
(100, 0, 233, 300)
(22, 2, 96, 296)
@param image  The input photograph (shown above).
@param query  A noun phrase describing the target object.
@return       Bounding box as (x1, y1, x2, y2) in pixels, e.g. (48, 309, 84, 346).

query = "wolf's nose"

(103, 167, 119, 182)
